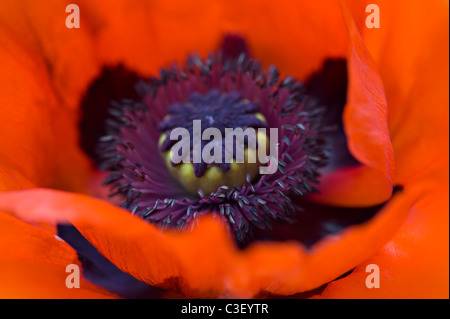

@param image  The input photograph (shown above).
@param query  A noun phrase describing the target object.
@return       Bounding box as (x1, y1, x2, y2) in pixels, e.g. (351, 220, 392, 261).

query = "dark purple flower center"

(156, 89, 271, 196)
(157, 89, 267, 176)
(97, 49, 328, 242)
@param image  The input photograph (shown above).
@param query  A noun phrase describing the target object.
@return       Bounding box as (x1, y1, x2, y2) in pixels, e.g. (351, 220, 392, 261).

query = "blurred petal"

(81, 0, 349, 80)
(211, 0, 349, 80)
(0, 186, 421, 297)
(0, 0, 96, 191)
(316, 182, 449, 298)
(311, 165, 393, 206)
(0, 212, 114, 298)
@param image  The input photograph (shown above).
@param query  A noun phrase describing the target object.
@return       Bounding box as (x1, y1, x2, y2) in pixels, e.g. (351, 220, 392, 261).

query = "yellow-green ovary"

(159, 115, 268, 195)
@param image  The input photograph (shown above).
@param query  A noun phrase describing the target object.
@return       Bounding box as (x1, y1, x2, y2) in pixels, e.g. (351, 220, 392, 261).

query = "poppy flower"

(0, 0, 448, 299)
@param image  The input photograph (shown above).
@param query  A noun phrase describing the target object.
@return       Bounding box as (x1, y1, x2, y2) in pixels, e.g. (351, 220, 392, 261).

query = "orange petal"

(0, 185, 423, 297)
(209, 0, 349, 81)
(0, 212, 114, 298)
(316, 182, 449, 298)
(310, 165, 393, 207)
(0, 0, 97, 192)
(313, 1, 395, 207)
(343, 0, 449, 186)
(79, 0, 349, 80)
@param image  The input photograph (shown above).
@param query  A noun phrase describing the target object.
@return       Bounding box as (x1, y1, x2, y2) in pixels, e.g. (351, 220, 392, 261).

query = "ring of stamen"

(98, 51, 328, 243)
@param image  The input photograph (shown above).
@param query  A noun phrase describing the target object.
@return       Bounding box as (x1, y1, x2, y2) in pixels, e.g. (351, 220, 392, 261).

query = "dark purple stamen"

(220, 34, 250, 60)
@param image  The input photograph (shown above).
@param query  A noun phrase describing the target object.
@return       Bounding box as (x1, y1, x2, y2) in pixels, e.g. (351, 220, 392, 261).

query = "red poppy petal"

(0, 1, 96, 192)
(315, 183, 449, 298)
(344, 0, 449, 186)
(210, 0, 349, 81)
(310, 166, 393, 207)
(0, 0, 99, 110)
(310, 2, 449, 297)
(0, 212, 114, 298)
(0, 190, 235, 297)
(78, 0, 349, 80)
(75, 0, 224, 77)
(0, 186, 421, 297)
(312, 1, 395, 207)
